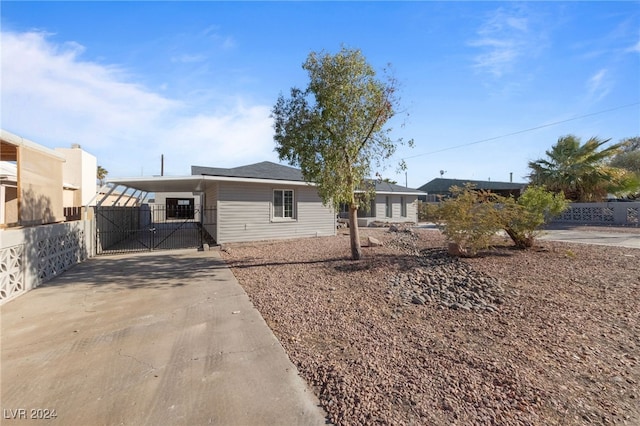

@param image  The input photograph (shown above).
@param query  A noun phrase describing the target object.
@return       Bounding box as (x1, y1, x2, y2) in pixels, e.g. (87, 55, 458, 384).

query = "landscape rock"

(367, 236, 383, 247)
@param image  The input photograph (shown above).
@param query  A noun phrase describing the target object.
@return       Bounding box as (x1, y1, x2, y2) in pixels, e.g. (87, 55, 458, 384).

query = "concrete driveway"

(417, 222, 640, 249)
(1, 249, 327, 425)
(538, 227, 640, 248)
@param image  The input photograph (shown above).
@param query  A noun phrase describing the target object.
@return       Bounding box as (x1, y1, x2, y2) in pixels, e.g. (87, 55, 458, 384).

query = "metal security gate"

(95, 205, 216, 255)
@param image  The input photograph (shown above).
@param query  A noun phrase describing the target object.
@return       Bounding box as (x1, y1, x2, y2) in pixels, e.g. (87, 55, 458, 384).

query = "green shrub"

(500, 185, 568, 248)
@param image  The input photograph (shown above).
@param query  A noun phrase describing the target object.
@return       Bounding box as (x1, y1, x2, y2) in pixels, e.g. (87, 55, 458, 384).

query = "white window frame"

(385, 196, 392, 218)
(400, 196, 407, 217)
(272, 189, 295, 221)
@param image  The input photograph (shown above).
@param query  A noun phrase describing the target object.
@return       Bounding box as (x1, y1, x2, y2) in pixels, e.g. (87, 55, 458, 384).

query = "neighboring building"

(418, 178, 527, 201)
(1, 130, 99, 228)
(1, 129, 66, 227)
(56, 144, 98, 207)
(0, 161, 18, 226)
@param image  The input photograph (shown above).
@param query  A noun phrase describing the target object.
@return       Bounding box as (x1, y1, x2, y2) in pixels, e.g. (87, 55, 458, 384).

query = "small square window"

(273, 189, 294, 219)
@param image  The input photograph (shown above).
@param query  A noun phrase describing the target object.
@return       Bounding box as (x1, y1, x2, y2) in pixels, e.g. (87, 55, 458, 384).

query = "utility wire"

(402, 102, 640, 160)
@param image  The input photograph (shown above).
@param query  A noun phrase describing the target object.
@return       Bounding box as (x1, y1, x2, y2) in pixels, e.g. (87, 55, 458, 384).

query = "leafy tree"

(272, 47, 411, 260)
(501, 185, 568, 248)
(527, 135, 639, 202)
(97, 165, 108, 186)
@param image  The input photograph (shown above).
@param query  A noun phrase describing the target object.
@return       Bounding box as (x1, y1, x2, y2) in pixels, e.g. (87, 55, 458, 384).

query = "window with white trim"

(273, 189, 294, 219)
(385, 196, 392, 218)
(400, 196, 407, 217)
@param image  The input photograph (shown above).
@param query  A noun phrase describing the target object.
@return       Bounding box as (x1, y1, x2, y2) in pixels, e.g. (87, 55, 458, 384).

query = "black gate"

(95, 205, 216, 255)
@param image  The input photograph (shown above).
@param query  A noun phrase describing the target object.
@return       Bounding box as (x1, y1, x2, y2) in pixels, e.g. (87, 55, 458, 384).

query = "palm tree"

(528, 135, 639, 202)
(610, 136, 640, 199)
(97, 165, 108, 186)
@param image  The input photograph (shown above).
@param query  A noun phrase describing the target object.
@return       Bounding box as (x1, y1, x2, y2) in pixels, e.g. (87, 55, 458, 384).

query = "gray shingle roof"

(192, 161, 425, 194)
(372, 180, 425, 194)
(192, 161, 304, 181)
(418, 178, 527, 194)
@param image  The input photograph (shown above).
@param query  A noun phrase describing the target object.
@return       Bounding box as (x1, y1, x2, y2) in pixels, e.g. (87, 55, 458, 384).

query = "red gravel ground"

(222, 228, 639, 425)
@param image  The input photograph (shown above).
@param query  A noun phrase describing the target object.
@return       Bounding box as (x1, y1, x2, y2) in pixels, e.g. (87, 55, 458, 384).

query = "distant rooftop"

(418, 178, 527, 194)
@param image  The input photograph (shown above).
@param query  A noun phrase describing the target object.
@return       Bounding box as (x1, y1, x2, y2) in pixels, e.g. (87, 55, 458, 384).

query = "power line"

(402, 101, 640, 160)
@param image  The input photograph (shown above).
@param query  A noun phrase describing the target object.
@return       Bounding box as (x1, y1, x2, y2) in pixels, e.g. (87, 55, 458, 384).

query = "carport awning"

(106, 176, 210, 194)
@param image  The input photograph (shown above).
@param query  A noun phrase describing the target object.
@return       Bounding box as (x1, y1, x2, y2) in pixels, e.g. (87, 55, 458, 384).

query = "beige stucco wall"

(19, 145, 65, 226)
(56, 146, 98, 207)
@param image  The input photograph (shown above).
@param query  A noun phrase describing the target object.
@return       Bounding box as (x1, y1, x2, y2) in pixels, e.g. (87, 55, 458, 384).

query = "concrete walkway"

(1, 249, 327, 425)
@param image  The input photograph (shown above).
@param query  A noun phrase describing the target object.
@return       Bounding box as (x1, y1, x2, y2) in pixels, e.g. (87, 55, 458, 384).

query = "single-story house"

(418, 178, 527, 201)
(105, 161, 425, 245)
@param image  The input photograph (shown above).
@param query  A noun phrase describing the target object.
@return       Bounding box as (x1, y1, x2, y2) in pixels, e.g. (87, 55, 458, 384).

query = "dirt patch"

(222, 228, 640, 425)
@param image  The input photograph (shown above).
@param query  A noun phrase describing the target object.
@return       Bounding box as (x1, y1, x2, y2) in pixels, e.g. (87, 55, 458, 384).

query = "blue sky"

(2, 1, 639, 188)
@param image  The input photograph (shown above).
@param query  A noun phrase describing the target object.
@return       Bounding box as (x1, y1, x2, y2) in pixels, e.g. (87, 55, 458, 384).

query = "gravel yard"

(221, 227, 640, 425)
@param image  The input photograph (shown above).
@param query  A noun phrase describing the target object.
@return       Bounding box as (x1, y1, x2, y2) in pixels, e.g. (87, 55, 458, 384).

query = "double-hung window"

(273, 189, 294, 219)
(400, 196, 407, 217)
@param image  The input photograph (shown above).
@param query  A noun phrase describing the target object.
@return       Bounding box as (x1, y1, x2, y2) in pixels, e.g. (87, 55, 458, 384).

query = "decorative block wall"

(0, 245, 24, 302)
(0, 221, 92, 305)
(553, 202, 640, 226)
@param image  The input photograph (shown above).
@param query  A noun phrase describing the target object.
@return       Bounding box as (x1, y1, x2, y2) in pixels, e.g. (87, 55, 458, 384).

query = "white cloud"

(0, 30, 275, 177)
(160, 103, 276, 171)
(586, 68, 612, 103)
(469, 6, 545, 78)
(201, 25, 236, 50)
(170, 53, 207, 63)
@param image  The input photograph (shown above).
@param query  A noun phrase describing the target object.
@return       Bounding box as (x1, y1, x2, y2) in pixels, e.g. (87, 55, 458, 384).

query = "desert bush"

(430, 185, 503, 256)
(500, 185, 568, 248)
(430, 185, 568, 255)
(417, 201, 440, 222)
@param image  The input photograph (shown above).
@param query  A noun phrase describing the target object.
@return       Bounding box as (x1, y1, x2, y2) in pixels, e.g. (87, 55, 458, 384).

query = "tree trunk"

(505, 228, 534, 249)
(348, 205, 362, 260)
